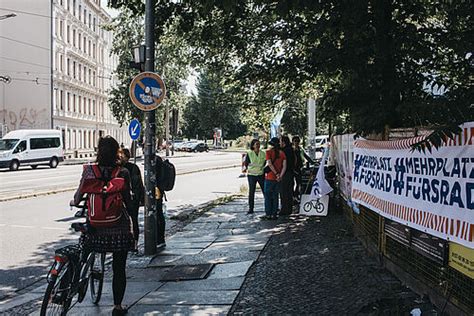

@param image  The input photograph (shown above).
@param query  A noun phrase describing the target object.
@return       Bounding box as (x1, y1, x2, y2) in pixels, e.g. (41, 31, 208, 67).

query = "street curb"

(0, 165, 242, 202)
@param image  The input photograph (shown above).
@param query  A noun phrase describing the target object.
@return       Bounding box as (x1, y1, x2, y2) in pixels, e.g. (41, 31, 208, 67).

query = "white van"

(0, 129, 64, 171)
(315, 135, 330, 151)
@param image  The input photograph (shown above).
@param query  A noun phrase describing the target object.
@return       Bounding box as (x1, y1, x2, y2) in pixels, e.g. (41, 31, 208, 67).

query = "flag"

(270, 108, 285, 138)
(310, 147, 333, 198)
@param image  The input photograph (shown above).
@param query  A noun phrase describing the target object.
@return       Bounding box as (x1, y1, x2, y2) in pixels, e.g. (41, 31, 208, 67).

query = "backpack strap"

(91, 164, 102, 179)
(111, 166, 121, 179)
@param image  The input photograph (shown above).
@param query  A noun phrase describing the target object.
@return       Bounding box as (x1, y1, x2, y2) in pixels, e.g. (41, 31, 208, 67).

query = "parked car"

(188, 142, 209, 153)
(0, 129, 64, 171)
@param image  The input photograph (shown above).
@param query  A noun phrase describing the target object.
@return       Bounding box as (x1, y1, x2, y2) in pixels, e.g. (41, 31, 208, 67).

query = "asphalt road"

(0, 152, 247, 300)
(0, 151, 243, 200)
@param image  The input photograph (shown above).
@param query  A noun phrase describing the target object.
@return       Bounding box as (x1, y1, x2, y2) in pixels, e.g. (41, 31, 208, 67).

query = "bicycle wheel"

(90, 252, 105, 304)
(77, 252, 94, 303)
(316, 201, 325, 213)
(303, 202, 312, 212)
(40, 263, 72, 316)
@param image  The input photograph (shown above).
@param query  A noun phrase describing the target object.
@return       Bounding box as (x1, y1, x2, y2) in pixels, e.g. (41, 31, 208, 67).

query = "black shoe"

(260, 215, 270, 220)
(112, 307, 128, 315)
(247, 210, 254, 214)
(271, 215, 278, 220)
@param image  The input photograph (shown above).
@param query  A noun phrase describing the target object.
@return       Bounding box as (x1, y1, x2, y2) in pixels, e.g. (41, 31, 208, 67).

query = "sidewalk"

(1, 195, 438, 315)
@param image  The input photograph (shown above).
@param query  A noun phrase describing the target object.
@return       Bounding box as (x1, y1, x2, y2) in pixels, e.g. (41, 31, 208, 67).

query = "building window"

(73, 0, 76, 16)
(73, 94, 76, 112)
(92, 43, 96, 59)
(78, 5, 81, 20)
(83, 65, 87, 82)
(67, 0, 70, 11)
(83, 37, 86, 53)
(60, 90, 64, 110)
(92, 100, 96, 115)
(78, 96, 82, 113)
(84, 9, 86, 23)
(93, 71, 96, 86)
(67, 58, 70, 76)
(60, 55, 63, 72)
(59, 20, 64, 39)
(67, 25, 70, 43)
(73, 61, 76, 78)
(93, 17, 96, 32)
(67, 92, 71, 111)
(73, 29, 76, 47)
(88, 40, 91, 55)
(78, 33, 81, 50)
(88, 13, 91, 28)
(88, 68, 91, 84)
(88, 98, 91, 114)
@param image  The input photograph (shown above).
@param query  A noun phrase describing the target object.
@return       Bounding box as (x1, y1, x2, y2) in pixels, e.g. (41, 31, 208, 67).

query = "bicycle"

(40, 199, 105, 316)
(303, 198, 325, 214)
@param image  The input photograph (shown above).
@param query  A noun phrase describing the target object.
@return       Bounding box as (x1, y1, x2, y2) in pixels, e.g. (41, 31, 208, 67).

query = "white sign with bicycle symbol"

(300, 194, 329, 216)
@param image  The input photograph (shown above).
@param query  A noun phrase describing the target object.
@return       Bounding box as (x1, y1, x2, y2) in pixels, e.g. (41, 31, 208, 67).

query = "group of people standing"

(244, 135, 306, 219)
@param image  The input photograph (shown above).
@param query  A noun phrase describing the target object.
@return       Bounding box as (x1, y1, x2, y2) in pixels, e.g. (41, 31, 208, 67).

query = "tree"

(108, 0, 473, 139)
(106, 8, 192, 141)
(182, 69, 246, 139)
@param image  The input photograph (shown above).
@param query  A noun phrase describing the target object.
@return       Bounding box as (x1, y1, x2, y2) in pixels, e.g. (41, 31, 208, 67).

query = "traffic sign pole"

(144, 0, 157, 256)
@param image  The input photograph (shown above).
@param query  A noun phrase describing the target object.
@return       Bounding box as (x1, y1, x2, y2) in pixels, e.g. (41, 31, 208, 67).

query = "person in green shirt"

(244, 139, 266, 214)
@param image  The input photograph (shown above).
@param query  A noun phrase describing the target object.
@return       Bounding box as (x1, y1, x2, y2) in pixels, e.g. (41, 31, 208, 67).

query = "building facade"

(0, 0, 129, 158)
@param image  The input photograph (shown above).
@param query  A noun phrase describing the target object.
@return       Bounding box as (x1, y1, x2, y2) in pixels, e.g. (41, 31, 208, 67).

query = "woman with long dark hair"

(244, 139, 266, 214)
(74, 136, 134, 315)
(263, 137, 287, 220)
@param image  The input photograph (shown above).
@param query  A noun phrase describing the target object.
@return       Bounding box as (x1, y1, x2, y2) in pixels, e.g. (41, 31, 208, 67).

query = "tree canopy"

(108, 0, 473, 137)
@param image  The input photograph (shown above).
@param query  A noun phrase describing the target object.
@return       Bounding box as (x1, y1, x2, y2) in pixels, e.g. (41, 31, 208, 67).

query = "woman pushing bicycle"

(73, 136, 135, 315)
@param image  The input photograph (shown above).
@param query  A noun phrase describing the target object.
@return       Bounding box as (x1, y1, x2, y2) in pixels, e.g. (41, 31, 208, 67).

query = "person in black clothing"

(292, 135, 304, 203)
(155, 156, 166, 248)
(74, 136, 134, 315)
(279, 135, 295, 215)
(120, 148, 144, 251)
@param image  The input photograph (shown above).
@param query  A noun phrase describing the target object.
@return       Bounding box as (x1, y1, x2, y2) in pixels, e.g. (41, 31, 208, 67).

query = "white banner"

(352, 122, 474, 249)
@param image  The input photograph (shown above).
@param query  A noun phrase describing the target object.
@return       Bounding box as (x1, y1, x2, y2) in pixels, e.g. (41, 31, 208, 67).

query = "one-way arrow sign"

(128, 119, 141, 141)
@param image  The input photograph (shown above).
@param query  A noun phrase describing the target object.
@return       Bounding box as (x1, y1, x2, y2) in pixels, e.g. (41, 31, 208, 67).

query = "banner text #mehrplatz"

(351, 122, 474, 249)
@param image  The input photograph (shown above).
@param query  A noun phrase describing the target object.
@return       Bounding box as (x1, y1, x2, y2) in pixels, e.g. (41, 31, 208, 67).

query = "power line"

(0, 35, 50, 51)
(0, 7, 109, 26)
(0, 56, 51, 69)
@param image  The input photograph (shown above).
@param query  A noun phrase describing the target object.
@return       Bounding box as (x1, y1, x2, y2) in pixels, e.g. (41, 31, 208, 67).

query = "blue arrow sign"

(128, 119, 141, 141)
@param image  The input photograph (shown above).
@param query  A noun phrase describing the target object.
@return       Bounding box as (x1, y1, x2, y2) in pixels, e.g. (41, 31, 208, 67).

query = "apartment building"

(0, 0, 129, 158)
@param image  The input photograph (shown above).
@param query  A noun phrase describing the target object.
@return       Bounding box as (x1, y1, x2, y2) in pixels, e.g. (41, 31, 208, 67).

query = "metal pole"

(133, 140, 137, 165)
(144, 0, 156, 255)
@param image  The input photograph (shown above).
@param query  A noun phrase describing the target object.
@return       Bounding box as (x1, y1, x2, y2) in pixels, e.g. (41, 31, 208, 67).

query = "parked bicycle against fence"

(303, 198, 325, 214)
(40, 198, 105, 316)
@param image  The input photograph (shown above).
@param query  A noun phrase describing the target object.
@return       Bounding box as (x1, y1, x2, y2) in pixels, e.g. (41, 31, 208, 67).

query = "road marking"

(10, 225, 35, 229)
(41, 226, 65, 231)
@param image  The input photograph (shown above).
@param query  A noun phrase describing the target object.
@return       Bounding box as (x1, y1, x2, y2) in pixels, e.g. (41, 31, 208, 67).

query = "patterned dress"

(74, 164, 135, 253)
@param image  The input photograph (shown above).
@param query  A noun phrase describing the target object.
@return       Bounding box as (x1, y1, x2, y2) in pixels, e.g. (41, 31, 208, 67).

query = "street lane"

(0, 166, 247, 300)
(0, 151, 243, 200)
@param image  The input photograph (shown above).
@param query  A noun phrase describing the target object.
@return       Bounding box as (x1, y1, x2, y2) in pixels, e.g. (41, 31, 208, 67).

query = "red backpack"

(80, 165, 126, 227)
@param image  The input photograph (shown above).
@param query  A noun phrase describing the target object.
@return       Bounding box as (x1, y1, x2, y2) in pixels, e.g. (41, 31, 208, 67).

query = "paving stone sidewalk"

(1, 195, 439, 315)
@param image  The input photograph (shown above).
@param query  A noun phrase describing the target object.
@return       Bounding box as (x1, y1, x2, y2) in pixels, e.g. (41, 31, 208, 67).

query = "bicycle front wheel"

(90, 252, 105, 304)
(40, 263, 72, 316)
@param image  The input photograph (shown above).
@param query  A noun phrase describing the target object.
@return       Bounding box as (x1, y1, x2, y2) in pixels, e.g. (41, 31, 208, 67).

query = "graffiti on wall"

(0, 107, 49, 131)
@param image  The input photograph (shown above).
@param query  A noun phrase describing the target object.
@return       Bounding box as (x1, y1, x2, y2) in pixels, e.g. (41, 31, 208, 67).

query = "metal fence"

(343, 200, 474, 314)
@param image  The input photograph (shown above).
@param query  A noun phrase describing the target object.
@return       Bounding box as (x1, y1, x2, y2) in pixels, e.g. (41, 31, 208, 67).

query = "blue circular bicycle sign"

(129, 72, 166, 111)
